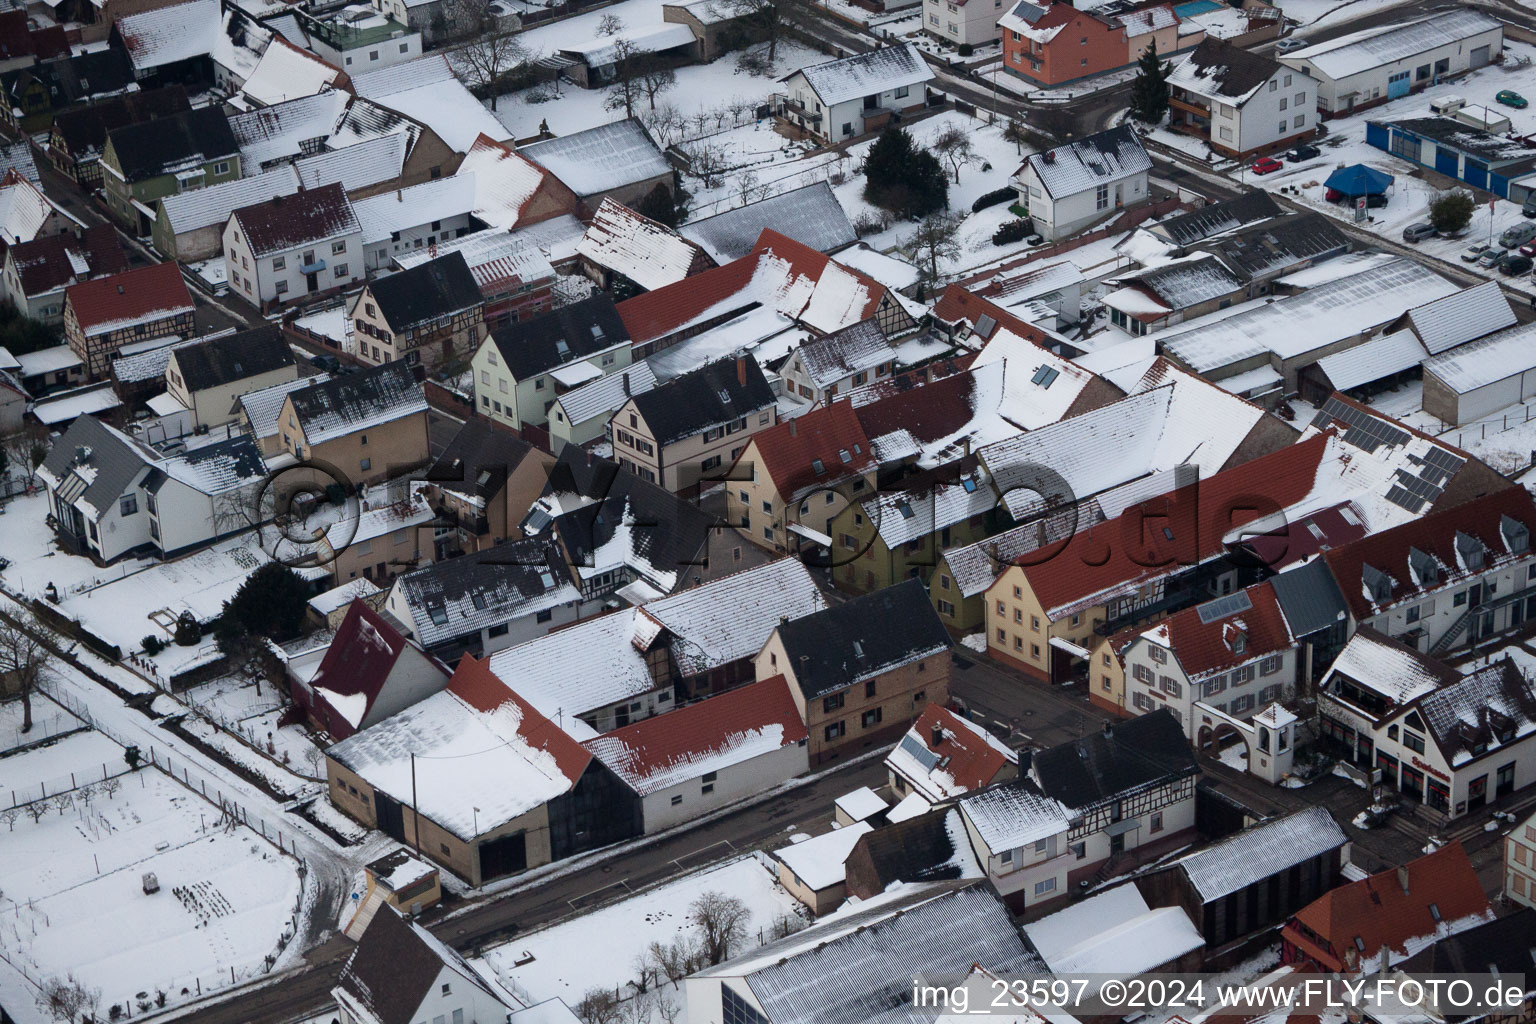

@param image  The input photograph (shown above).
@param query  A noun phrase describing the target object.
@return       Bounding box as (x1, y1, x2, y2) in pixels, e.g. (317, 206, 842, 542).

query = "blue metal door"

(1387, 71, 1410, 99)
(1435, 148, 1459, 176)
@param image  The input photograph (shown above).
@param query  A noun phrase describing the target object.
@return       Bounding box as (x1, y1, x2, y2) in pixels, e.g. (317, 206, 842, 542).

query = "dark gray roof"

(425, 418, 539, 502)
(680, 182, 856, 263)
(39, 415, 153, 519)
(1170, 37, 1283, 100)
(337, 906, 498, 1024)
(288, 360, 425, 444)
(850, 808, 973, 889)
(630, 353, 775, 447)
(369, 251, 483, 333)
(487, 294, 627, 381)
(1152, 191, 1283, 248)
(170, 325, 293, 392)
(1032, 710, 1197, 813)
(1382, 117, 1536, 165)
(106, 105, 238, 183)
(776, 578, 951, 700)
(52, 85, 191, 160)
(393, 540, 574, 647)
(1269, 557, 1347, 639)
(1027, 124, 1152, 200)
(1399, 908, 1536, 979)
(1204, 213, 1351, 281)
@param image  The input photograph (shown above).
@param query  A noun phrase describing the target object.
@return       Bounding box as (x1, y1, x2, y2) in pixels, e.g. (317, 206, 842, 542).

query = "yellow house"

(164, 325, 298, 429)
(276, 361, 431, 488)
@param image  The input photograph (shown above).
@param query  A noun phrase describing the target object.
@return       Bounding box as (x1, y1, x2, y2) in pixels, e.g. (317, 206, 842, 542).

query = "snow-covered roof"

(1167, 37, 1283, 106)
(239, 371, 329, 439)
(786, 42, 933, 107)
(576, 197, 708, 292)
(240, 36, 345, 106)
(864, 467, 997, 548)
(520, 119, 670, 198)
(680, 181, 855, 264)
(0, 172, 58, 246)
(116, 0, 267, 73)
(1423, 320, 1536, 393)
(941, 503, 1096, 599)
(991, 259, 1084, 306)
(551, 362, 659, 427)
(1403, 279, 1516, 355)
(454, 135, 557, 231)
(159, 166, 298, 236)
(886, 704, 1017, 803)
(16, 344, 81, 376)
(835, 786, 889, 822)
(958, 780, 1070, 852)
(32, 384, 122, 426)
(1314, 329, 1427, 392)
(395, 228, 555, 294)
(351, 175, 477, 246)
(230, 91, 348, 169)
(110, 334, 193, 384)
(1322, 627, 1455, 708)
(1022, 125, 1150, 200)
(1159, 256, 1458, 372)
(774, 822, 874, 891)
(1177, 807, 1348, 902)
(287, 361, 426, 446)
(793, 319, 894, 388)
(1281, 9, 1502, 81)
(353, 55, 509, 151)
(1416, 659, 1536, 768)
(1113, 4, 1178, 35)
(390, 542, 581, 648)
(295, 133, 410, 193)
(833, 245, 920, 292)
(309, 577, 382, 616)
(1111, 253, 1242, 312)
(558, 22, 696, 65)
(1024, 884, 1203, 978)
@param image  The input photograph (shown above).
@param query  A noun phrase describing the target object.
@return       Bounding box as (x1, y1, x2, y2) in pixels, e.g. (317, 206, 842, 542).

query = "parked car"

(311, 353, 340, 372)
(1251, 156, 1284, 175)
(1276, 37, 1308, 52)
(1498, 90, 1529, 109)
(1500, 221, 1536, 248)
(1520, 240, 1536, 257)
(1288, 144, 1321, 161)
(1402, 223, 1436, 243)
(1478, 247, 1507, 268)
(1524, 193, 1536, 218)
(1463, 242, 1493, 261)
(1501, 253, 1534, 275)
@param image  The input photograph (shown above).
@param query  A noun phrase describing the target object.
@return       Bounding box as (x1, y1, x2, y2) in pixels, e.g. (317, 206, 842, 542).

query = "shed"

(1323, 163, 1393, 197)
(1422, 321, 1536, 425)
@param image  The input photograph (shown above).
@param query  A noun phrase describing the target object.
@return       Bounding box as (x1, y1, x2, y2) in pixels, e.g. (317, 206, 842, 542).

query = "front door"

(1110, 831, 1125, 855)
(374, 791, 406, 842)
(305, 271, 319, 293)
(1496, 762, 1515, 797)
(1468, 774, 1488, 811)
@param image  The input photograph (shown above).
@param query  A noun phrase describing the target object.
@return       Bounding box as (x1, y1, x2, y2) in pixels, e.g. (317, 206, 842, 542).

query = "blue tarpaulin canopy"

(1324, 163, 1395, 196)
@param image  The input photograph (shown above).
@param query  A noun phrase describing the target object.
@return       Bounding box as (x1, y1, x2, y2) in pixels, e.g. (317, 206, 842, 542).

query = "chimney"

(798, 654, 810, 680)
(622, 372, 630, 396)
(962, 436, 971, 457)
(1397, 865, 1410, 894)
(789, 418, 797, 438)
(931, 722, 944, 748)
(736, 356, 747, 388)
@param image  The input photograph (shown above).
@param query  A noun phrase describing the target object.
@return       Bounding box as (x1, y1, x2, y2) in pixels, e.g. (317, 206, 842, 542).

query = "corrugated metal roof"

(681, 181, 855, 264)
(1423, 319, 1536, 393)
(1314, 329, 1427, 391)
(1178, 807, 1348, 903)
(1404, 280, 1517, 355)
(1282, 9, 1502, 82)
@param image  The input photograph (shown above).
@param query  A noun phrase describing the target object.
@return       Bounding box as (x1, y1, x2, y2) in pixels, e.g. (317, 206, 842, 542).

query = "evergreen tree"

(863, 127, 950, 220)
(217, 563, 312, 651)
(1130, 42, 1171, 124)
(633, 182, 682, 228)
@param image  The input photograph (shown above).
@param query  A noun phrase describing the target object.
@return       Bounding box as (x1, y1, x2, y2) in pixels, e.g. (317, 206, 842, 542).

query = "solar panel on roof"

(1384, 485, 1426, 514)
(898, 732, 941, 772)
(1031, 365, 1060, 388)
(975, 314, 997, 337)
(1317, 396, 1410, 453)
(1424, 447, 1466, 473)
(1196, 590, 1252, 624)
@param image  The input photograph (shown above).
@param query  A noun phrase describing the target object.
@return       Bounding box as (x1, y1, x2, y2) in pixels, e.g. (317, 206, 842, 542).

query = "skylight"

(427, 603, 448, 625)
(1031, 365, 1060, 388)
(839, 449, 851, 463)
(812, 458, 825, 474)
(899, 502, 915, 520)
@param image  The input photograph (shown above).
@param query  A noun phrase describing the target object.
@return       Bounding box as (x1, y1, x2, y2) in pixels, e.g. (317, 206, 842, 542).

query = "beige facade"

(612, 399, 776, 494)
(1507, 810, 1536, 909)
(276, 399, 431, 488)
(1090, 636, 1128, 717)
(435, 446, 554, 553)
(351, 285, 486, 371)
(724, 444, 874, 557)
(164, 354, 299, 430)
(983, 564, 1107, 684)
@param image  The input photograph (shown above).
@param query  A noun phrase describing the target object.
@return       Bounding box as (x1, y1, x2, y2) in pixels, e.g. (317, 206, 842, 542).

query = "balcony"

(777, 96, 822, 124)
(299, 258, 327, 274)
(1169, 94, 1211, 117)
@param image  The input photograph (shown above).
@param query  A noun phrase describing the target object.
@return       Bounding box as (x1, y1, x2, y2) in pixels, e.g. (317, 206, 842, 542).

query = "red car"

(1252, 156, 1284, 175)
(1520, 241, 1536, 257)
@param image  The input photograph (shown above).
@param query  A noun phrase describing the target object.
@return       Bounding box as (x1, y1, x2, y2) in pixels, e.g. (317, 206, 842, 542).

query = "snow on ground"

(293, 303, 351, 351)
(1364, 380, 1536, 477)
(0, 766, 303, 1011)
(1271, 0, 1416, 29)
(0, 491, 159, 600)
(182, 674, 327, 780)
(1217, 739, 1250, 772)
(476, 855, 805, 1007)
(0, 691, 89, 754)
(1, 727, 127, 806)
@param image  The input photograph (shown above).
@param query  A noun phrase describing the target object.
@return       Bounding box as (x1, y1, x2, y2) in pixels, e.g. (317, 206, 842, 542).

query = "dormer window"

(1361, 563, 1392, 603)
(1455, 531, 1485, 571)
(1502, 514, 1529, 555)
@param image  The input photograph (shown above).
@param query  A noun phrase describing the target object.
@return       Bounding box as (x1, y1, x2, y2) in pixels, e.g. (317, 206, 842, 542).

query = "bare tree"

(635, 56, 676, 112)
(575, 988, 620, 1024)
(904, 212, 963, 288)
(51, 792, 72, 816)
(629, 952, 657, 994)
(932, 124, 976, 183)
(598, 12, 624, 34)
(688, 143, 729, 189)
(446, 0, 532, 112)
(304, 746, 325, 780)
(1003, 114, 1032, 155)
(603, 38, 643, 119)
(2, 807, 20, 831)
(655, 987, 682, 1024)
(25, 801, 47, 824)
(718, 0, 812, 62)
(0, 611, 51, 735)
(2, 428, 48, 490)
(37, 974, 100, 1023)
(691, 890, 749, 966)
(101, 776, 122, 800)
(736, 169, 771, 207)
(615, 992, 651, 1024)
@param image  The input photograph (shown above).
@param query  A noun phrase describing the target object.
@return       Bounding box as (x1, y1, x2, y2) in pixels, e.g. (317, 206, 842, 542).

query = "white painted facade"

(1120, 635, 1297, 742)
(360, 213, 477, 273)
(471, 334, 632, 431)
(336, 962, 512, 1024)
(1357, 555, 1536, 654)
(636, 738, 809, 834)
(222, 218, 364, 308)
(381, 583, 594, 657)
(922, 0, 1005, 48)
(307, 25, 423, 75)
(1013, 162, 1149, 241)
(780, 74, 925, 144)
(1281, 23, 1503, 116)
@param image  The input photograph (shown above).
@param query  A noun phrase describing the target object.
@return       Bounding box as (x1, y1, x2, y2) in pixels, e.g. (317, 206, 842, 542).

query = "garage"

(1422, 322, 1536, 425)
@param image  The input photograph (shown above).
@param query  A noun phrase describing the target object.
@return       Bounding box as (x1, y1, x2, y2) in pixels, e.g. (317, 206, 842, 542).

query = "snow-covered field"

(182, 674, 327, 781)
(0, 492, 159, 602)
(476, 856, 805, 1010)
(0, 691, 89, 755)
(1272, 0, 1417, 29)
(0, 766, 303, 1013)
(1, 727, 127, 807)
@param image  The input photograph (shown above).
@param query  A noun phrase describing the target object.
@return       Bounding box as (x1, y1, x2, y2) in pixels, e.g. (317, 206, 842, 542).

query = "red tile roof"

(1283, 841, 1489, 972)
(1322, 486, 1536, 622)
(65, 261, 193, 336)
(0, 10, 32, 60)
(851, 364, 986, 450)
(307, 601, 441, 738)
(898, 704, 1015, 792)
(1011, 431, 1334, 619)
(1122, 580, 1291, 678)
(744, 402, 875, 503)
(581, 675, 808, 794)
(449, 652, 592, 785)
(931, 284, 1055, 349)
(10, 224, 128, 298)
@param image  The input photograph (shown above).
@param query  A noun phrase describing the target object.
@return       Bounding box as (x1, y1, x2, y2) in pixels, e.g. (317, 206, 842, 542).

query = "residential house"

(287, 6, 423, 75)
(276, 360, 430, 487)
(1268, 557, 1351, 689)
(350, 251, 486, 371)
(981, 258, 1086, 329)
(223, 184, 364, 311)
(316, 487, 437, 585)
(351, 176, 478, 274)
(612, 354, 777, 494)
(930, 503, 1088, 635)
(1143, 189, 1284, 249)
(1322, 485, 1536, 655)
(680, 181, 857, 264)
(2, 225, 128, 325)
(35, 415, 266, 562)
(1134, 807, 1349, 954)
(772, 821, 875, 914)
(726, 401, 879, 557)
(1012, 126, 1152, 241)
(999, 2, 1184, 89)
(325, 653, 642, 885)
(575, 198, 713, 297)
(1280, 841, 1491, 972)
(926, 0, 1008, 48)
(471, 294, 631, 433)
(423, 418, 553, 556)
(1103, 254, 1248, 337)
(292, 599, 450, 740)
(63, 261, 194, 379)
(236, 374, 329, 457)
(1318, 630, 1536, 820)
(958, 710, 1198, 912)
(162, 325, 298, 429)
(685, 883, 1042, 1024)
(237, 36, 350, 108)
(46, 86, 191, 188)
(100, 106, 240, 234)
(1395, 909, 1536, 1024)
(482, 558, 826, 737)
(371, 0, 454, 46)
(547, 364, 660, 453)
(453, 134, 582, 234)
(1168, 39, 1312, 158)
(583, 674, 810, 834)
(0, 171, 70, 255)
(108, 0, 271, 91)
(776, 43, 933, 144)
(1, 46, 133, 135)
(779, 319, 899, 405)
(383, 541, 588, 659)
(394, 230, 556, 330)
(1422, 322, 1536, 426)
(1110, 580, 1298, 742)
(13, 345, 84, 395)
(844, 806, 983, 898)
(886, 703, 1017, 807)
(753, 578, 952, 765)
(333, 905, 516, 1024)
(1506, 808, 1536, 908)
(519, 118, 674, 210)
(1280, 10, 1502, 119)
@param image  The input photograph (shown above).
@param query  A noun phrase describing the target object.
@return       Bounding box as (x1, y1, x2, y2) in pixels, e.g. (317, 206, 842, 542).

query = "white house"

(923, 0, 1005, 48)
(778, 319, 897, 405)
(223, 183, 363, 310)
(1280, 10, 1502, 119)
(582, 675, 810, 834)
(350, 176, 479, 273)
(293, 6, 424, 75)
(1168, 38, 1311, 158)
(1012, 125, 1151, 241)
(548, 362, 659, 452)
(1421, 321, 1536, 427)
(777, 44, 934, 144)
